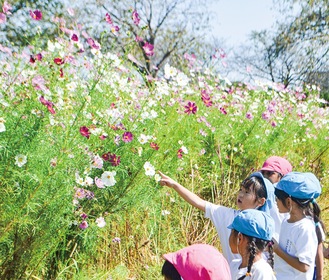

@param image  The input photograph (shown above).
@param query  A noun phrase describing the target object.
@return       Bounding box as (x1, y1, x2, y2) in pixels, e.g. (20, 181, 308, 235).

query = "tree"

(230, 0, 329, 87)
(1, 0, 217, 78)
(72, 0, 216, 77)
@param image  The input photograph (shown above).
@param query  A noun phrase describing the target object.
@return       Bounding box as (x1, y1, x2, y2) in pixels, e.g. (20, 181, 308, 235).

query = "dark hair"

(241, 176, 267, 200)
(231, 229, 274, 280)
(274, 188, 326, 244)
(161, 260, 181, 280)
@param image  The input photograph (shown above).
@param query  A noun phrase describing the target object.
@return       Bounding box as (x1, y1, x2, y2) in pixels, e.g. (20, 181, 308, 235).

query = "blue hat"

(275, 172, 321, 200)
(249, 172, 275, 213)
(227, 209, 274, 241)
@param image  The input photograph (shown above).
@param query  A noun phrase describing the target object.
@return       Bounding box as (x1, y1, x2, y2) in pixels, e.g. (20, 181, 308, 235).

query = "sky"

(209, 0, 278, 46)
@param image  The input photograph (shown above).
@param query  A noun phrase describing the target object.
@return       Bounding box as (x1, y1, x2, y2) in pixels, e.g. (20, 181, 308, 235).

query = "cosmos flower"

(30, 10, 42, 20)
(122, 131, 133, 143)
(144, 161, 155, 176)
(96, 217, 106, 228)
(15, 154, 27, 167)
(143, 42, 154, 56)
(79, 221, 88, 230)
(132, 10, 140, 26)
(101, 171, 117, 187)
(80, 126, 91, 139)
(184, 101, 197, 115)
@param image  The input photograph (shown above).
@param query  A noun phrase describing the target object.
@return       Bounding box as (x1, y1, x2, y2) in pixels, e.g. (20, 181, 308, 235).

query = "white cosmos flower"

(176, 72, 189, 87)
(138, 134, 151, 144)
(154, 174, 161, 182)
(181, 146, 188, 154)
(161, 210, 170, 216)
(15, 154, 27, 167)
(144, 161, 155, 176)
(96, 217, 106, 228)
(101, 171, 117, 187)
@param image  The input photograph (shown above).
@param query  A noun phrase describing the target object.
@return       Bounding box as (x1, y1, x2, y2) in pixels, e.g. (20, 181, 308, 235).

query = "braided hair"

(237, 235, 274, 280)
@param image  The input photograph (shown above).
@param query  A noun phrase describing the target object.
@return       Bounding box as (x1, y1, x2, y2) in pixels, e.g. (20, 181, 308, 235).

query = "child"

(273, 172, 323, 280)
(228, 209, 276, 279)
(158, 171, 276, 264)
(161, 243, 231, 280)
(260, 156, 292, 184)
(260, 155, 293, 240)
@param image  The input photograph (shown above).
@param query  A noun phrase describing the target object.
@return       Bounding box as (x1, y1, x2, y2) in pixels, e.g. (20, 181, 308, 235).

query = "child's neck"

(288, 208, 305, 223)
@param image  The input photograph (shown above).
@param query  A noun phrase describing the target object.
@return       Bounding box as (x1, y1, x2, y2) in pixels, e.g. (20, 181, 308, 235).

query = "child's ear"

(258, 197, 266, 207)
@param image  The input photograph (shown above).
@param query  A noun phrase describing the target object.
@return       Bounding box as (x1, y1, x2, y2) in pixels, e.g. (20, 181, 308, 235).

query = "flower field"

(1, 4, 329, 280)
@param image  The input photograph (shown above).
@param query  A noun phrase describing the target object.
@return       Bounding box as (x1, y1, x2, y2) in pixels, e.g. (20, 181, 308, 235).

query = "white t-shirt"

(204, 202, 240, 263)
(230, 258, 277, 280)
(274, 217, 317, 280)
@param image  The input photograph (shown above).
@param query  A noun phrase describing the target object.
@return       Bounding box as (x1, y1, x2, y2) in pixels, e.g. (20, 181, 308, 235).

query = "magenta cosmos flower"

(30, 10, 42, 20)
(132, 10, 140, 25)
(79, 221, 88, 230)
(143, 42, 154, 56)
(184, 101, 198, 115)
(80, 126, 91, 139)
(122, 131, 133, 143)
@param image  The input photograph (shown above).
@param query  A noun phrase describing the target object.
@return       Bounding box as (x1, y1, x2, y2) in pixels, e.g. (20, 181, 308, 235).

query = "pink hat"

(163, 244, 231, 280)
(260, 156, 292, 176)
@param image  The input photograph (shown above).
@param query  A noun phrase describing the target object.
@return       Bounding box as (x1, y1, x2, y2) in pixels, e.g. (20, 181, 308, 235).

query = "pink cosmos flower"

(201, 91, 212, 107)
(143, 42, 154, 56)
(95, 177, 105, 189)
(177, 149, 183, 159)
(246, 112, 253, 120)
(39, 96, 56, 114)
(219, 107, 227, 115)
(35, 53, 42, 61)
(79, 221, 88, 230)
(262, 112, 270, 120)
(30, 10, 42, 20)
(87, 38, 100, 49)
(122, 131, 133, 143)
(184, 102, 198, 115)
(92, 155, 103, 169)
(75, 188, 86, 199)
(80, 126, 91, 139)
(150, 142, 159, 150)
(0, 13, 6, 24)
(132, 10, 140, 25)
(105, 13, 113, 24)
(3, 2, 12, 14)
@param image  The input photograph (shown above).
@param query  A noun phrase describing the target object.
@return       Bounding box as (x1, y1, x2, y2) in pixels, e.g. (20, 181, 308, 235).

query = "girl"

(260, 156, 292, 184)
(273, 172, 323, 280)
(228, 209, 276, 279)
(161, 243, 231, 280)
(159, 171, 276, 264)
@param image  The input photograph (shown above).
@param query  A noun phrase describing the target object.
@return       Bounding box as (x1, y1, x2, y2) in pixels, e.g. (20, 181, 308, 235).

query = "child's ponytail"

(310, 200, 326, 244)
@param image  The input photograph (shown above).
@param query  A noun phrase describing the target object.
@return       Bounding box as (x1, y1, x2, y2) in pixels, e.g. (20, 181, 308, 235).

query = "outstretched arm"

(158, 171, 206, 212)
